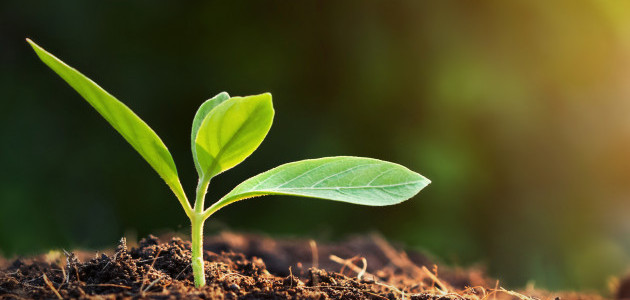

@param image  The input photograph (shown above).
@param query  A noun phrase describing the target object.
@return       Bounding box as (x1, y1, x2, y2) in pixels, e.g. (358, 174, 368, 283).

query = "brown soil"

(0, 232, 606, 299)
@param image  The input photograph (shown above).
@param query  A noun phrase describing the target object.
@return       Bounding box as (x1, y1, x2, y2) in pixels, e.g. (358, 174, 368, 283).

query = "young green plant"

(26, 39, 431, 288)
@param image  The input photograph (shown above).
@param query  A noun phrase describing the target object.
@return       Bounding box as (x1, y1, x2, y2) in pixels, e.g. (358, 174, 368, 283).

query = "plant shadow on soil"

(0, 232, 613, 299)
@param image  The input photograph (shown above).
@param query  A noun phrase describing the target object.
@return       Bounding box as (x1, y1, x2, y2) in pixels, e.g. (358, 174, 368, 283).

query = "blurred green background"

(3, 0, 630, 292)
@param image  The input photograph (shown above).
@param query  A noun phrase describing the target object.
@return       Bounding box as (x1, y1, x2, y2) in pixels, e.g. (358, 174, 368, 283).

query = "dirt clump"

(0, 233, 605, 299)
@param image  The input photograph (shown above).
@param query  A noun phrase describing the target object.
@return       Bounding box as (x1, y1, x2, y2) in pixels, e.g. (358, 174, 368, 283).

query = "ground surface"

(0, 232, 608, 299)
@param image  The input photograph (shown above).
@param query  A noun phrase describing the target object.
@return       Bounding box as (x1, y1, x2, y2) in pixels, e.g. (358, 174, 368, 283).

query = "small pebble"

(228, 283, 240, 291)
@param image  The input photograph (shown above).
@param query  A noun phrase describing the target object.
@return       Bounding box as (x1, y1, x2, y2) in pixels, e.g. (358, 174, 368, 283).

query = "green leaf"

(209, 156, 430, 214)
(27, 39, 191, 213)
(191, 92, 230, 176)
(195, 93, 274, 178)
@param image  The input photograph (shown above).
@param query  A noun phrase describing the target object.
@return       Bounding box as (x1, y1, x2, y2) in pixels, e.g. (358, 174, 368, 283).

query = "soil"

(0, 232, 608, 299)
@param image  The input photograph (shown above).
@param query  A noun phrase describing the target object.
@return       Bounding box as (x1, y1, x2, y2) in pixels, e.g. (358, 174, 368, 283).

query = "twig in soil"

(101, 257, 114, 273)
(175, 264, 190, 280)
(329, 254, 377, 281)
(142, 275, 166, 293)
(493, 288, 536, 300)
(477, 286, 536, 300)
(362, 290, 391, 300)
(371, 232, 451, 293)
(374, 281, 409, 299)
(481, 281, 507, 300)
(464, 285, 488, 299)
(42, 273, 62, 300)
(76, 286, 86, 297)
(338, 255, 359, 274)
(309, 239, 319, 269)
(63, 249, 80, 282)
(421, 266, 449, 293)
(140, 249, 163, 292)
(372, 233, 449, 293)
(138, 257, 164, 263)
(99, 238, 126, 275)
(289, 266, 294, 287)
(24, 276, 42, 284)
(60, 265, 67, 286)
(357, 257, 367, 280)
(86, 283, 132, 290)
(439, 292, 467, 300)
(19, 281, 43, 289)
(371, 234, 407, 267)
(329, 254, 409, 299)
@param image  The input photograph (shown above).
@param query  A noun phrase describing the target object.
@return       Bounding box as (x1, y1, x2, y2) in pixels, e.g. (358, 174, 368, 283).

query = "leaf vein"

(261, 180, 424, 191)
(202, 104, 254, 177)
(275, 160, 339, 188)
(379, 187, 405, 198)
(309, 163, 379, 188)
(366, 168, 396, 186)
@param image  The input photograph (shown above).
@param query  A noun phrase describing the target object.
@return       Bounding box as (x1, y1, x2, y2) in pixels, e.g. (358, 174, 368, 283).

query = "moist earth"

(0, 232, 606, 299)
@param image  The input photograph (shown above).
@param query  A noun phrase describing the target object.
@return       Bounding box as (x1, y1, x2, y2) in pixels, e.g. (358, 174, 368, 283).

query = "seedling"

(26, 39, 430, 288)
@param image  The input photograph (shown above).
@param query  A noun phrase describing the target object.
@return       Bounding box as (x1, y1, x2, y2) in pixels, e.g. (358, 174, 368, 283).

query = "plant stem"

(194, 176, 210, 213)
(191, 173, 213, 288)
(190, 214, 206, 288)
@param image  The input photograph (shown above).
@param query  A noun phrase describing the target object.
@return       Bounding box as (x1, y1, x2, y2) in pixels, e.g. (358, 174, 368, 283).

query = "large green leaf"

(27, 39, 191, 212)
(191, 92, 230, 176)
(195, 93, 274, 178)
(207, 156, 430, 215)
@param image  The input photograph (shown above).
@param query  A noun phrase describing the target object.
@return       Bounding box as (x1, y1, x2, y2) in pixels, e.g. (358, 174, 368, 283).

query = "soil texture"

(0, 232, 606, 299)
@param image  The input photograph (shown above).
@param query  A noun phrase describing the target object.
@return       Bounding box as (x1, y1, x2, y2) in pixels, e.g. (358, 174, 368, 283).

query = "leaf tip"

(25, 38, 46, 58)
(417, 173, 431, 188)
(263, 92, 273, 102)
(260, 92, 274, 112)
(253, 92, 272, 102)
(25, 38, 37, 49)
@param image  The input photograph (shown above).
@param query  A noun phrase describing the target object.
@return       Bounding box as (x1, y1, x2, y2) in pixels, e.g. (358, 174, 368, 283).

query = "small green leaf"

(27, 39, 191, 213)
(208, 156, 430, 215)
(195, 93, 274, 178)
(191, 92, 230, 176)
